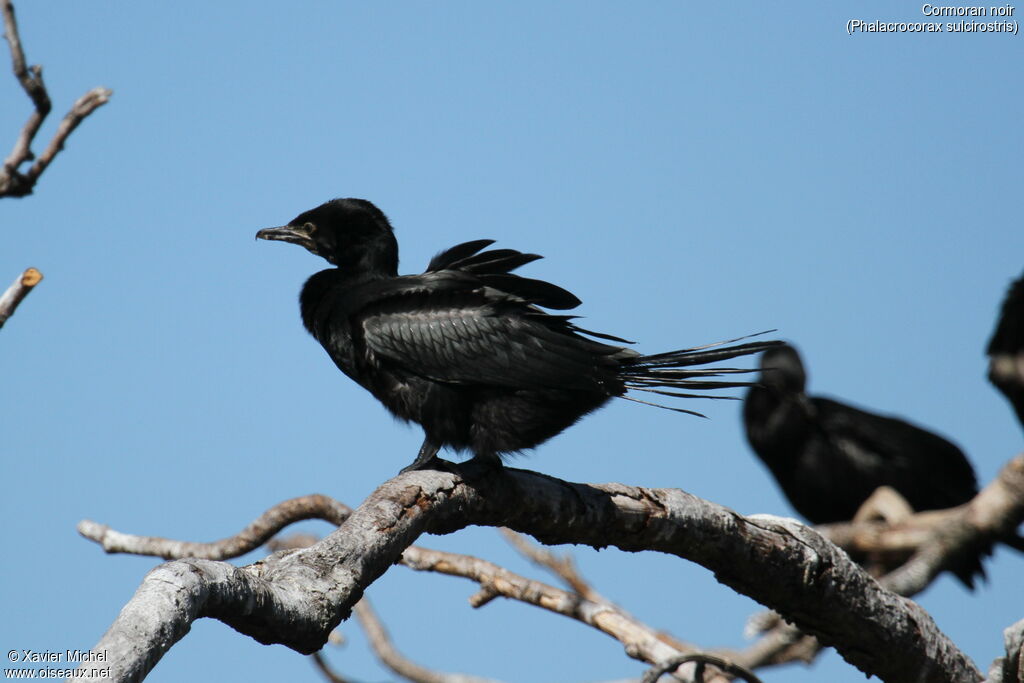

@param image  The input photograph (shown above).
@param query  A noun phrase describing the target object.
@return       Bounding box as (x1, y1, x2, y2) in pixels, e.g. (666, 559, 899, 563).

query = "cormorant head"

(257, 198, 399, 275)
(759, 344, 807, 394)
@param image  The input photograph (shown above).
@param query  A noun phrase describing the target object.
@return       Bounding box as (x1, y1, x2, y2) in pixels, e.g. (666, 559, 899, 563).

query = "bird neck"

(745, 384, 811, 458)
(299, 267, 391, 337)
(333, 232, 399, 278)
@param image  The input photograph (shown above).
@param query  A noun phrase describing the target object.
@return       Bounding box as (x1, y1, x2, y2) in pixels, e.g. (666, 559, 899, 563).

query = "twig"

(1, 0, 48, 166)
(310, 652, 358, 683)
(500, 528, 598, 600)
(399, 544, 703, 679)
(26, 87, 112, 183)
(501, 528, 821, 677)
(0, 266, 41, 328)
(734, 618, 820, 671)
(78, 493, 350, 558)
(353, 598, 505, 683)
(1, 0, 111, 198)
(640, 654, 762, 683)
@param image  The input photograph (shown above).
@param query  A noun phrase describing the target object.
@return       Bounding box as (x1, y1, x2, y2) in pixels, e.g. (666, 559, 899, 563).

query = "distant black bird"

(257, 198, 779, 472)
(743, 344, 986, 588)
(987, 271, 1024, 429)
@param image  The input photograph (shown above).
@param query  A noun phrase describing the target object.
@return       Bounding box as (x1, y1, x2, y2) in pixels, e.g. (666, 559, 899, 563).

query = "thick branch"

(0, 266, 41, 328)
(75, 464, 981, 683)
(84, 505, 707, 680)
(102, 520, 829, 682)
(1, 0, 111, 198)
(723, 454, 1024, 676)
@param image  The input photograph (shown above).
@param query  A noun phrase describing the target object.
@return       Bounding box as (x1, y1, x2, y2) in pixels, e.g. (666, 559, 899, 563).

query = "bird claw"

(399, 456, 456, 474)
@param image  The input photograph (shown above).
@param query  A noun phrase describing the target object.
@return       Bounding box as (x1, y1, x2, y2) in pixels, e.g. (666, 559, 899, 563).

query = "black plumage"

(743, 344, 986, 587)
(257, 198, 779, 472)
(987, 271, 1024, 429)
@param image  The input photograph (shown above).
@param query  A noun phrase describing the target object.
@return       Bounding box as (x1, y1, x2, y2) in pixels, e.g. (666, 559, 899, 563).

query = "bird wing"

(425, 240, 581, 309)
(813, 397, 977, 509)
(357, 275, 622, 391)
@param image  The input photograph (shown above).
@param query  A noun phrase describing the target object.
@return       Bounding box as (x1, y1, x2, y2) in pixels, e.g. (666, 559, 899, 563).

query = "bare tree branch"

(84, 505, 710, 680)
(501, 525, 829, 678)
(986, 619, 1024, 683)
(819, 453, 1024, 596)
(1, 0, 111, 198)
(277, 531, 586, 683)
(1, 0, 48, 164)
(112, 527, 752, 683)
(74, 463, 982, 683)
(352, 598, 506, 683)
(735, 619, 820, 671)
(0, 266, 41, 328)
(79, 493, 350, 558)
(500, 528, 599, 600)
(310, 652, 358, 683)
(640, 654, 762, 683)
(81, 454, 1024, 681)
(729, 454, 1024, 676)
(399, 543, 707, 679)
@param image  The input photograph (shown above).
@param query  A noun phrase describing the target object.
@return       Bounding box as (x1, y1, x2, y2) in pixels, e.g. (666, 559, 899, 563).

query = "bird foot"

(399, 456, 456, 474)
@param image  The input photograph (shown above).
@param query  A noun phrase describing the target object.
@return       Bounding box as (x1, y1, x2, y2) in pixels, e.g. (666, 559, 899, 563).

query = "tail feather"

(620, 394, 710, 417)
(635, 338, 783, 368)
(629, 386, 741, 400)
(617, 334, 783, 412)
(627, 377, 758, 390)
(631, 368, 764, 380)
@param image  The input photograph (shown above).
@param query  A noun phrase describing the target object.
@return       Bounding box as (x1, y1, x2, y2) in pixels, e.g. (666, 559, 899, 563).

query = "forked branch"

(1, 0, 111, 198)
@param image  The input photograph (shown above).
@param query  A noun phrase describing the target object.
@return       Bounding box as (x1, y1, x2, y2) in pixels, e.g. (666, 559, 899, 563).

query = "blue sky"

(2, 3, 1022, 681)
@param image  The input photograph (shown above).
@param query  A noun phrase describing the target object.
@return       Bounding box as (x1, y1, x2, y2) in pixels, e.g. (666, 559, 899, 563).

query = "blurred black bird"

(257, 198, 779, 472)
(743, 344, 988, 588)
(987, 271, 1024, 429)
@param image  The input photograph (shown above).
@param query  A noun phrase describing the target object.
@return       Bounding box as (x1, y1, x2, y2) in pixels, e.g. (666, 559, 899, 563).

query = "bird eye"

(304, 222, 317, 234)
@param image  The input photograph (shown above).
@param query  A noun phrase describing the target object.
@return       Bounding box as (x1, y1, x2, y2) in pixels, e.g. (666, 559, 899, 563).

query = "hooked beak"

(256, 225, 314, 251)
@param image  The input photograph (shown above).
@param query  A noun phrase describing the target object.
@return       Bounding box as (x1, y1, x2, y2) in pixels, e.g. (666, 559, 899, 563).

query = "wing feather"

(361, 295, 617, 391)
